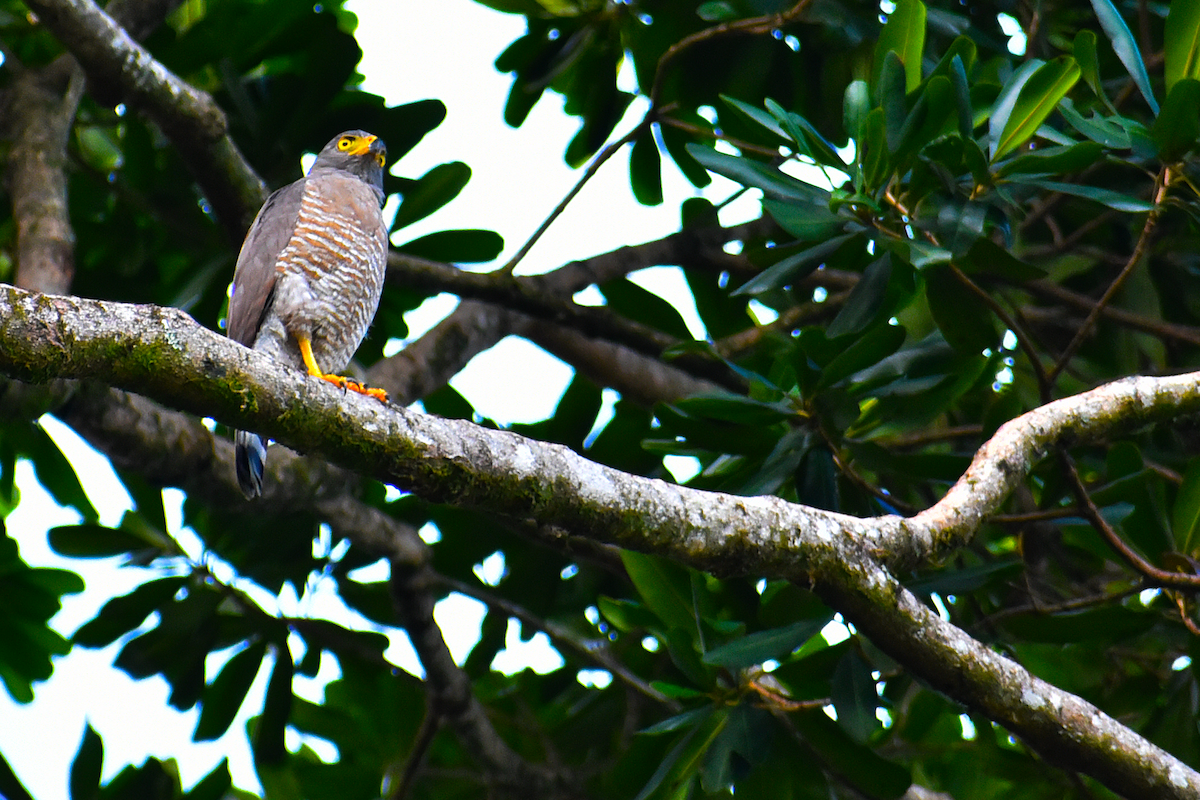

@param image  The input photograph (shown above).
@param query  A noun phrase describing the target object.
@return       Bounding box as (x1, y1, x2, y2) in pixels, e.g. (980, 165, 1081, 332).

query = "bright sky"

(0, 1, 756, 797)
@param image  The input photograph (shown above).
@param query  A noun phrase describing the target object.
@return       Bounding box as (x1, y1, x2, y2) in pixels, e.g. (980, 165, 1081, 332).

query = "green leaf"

(47, 524, 160, 559)
(996, 141, 1104, 178)
(860, 107, 891, 188)
(733, 233, 858, 296)
(253, 647, 293, 764)
(660, 117, 712, 188)
(621, 551, 698, 633)
(831, 650, 878, 743)
(1173, 458, 1200, 555)
(395, 229, 504, 263)
(925, 266, 996, 354)
(73, 577, 187, 648)
(702, 618, 830, 670)
(988, 59, 1043, 159)
(598, 596, 660, 633)
(685, 145, 826, 203)
(827, 255, 893, 339)
(762, 198, 843, 240)
(1090, 0, 1158, 113)
(0, 750, 35, 800)
(873, 0, 926, 93)
(0, 526, 82, 703)
(721, 95, 787, 141)
(1058, 99, 1132, 148)
(844, 80, 871, 143)
(641, 706, 713, 735)
(391, 162, 471, 231)
(1074, 30, 1113, 109)
(599, 278, 692, 341)
(184, 761, 232, 800)
(630, 131, 664, 206)
(650, 681, 708, 700)
(1000, 606, 1153, 643)
(817, 323, 907, 389)
(633, 707, 727, 800)
(1025, 179, 1153, 213)
(907, 560, 1023, 596)
(6, 421, 98, 524)
(992, 56, 1080, 161)
(764, 99, 845, 168)
(1166, 0, 1200, 92)
(194, 641, 266, 742)
(68, 724, 102, 800)
(959, 239, 1046, 281)
(697, 1, 738, 22)
(792, 710, 910, 798)
(672, 393, 794, 425)
(950, 54, 973, 140)
(1152, 79, 1200, 162)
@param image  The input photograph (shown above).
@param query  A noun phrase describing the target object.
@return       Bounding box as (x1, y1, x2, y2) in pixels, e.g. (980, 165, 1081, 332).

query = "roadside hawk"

(228, 130, 390, 499)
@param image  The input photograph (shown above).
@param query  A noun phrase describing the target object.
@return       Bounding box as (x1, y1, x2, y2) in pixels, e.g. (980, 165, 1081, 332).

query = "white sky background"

(0, 1, 759, 797)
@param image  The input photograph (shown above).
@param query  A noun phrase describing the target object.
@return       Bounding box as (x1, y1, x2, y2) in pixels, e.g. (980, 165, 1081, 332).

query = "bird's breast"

(268, 173, 388, 372)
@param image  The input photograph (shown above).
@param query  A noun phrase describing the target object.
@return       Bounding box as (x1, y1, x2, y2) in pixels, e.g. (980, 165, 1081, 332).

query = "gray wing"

(227, 179, 306, 346)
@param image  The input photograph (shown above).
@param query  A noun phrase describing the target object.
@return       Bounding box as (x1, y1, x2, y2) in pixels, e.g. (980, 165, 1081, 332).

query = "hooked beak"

(346, 134, 377, 156)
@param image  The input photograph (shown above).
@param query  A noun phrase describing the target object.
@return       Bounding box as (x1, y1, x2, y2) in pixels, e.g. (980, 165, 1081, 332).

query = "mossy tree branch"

(3, 282, 1200, 799)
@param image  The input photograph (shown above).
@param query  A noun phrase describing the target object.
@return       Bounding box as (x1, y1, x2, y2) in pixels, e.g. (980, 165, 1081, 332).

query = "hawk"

(227, 130, 389, 498)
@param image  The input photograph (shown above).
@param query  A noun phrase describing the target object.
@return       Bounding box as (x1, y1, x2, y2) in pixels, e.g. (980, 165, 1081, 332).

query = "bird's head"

(313, 130, 387, 194)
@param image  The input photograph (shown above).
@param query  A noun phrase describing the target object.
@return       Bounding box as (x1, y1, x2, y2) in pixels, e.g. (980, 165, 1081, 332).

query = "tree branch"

(3, 285, 1200, 798)
(24, 0, 266, 237)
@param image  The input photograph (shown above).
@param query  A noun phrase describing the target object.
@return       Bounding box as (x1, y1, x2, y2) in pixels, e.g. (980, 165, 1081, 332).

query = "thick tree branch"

(5, 62, 83, 294)
(3, 285, 1200, 798)
(24, 0, 266, 236)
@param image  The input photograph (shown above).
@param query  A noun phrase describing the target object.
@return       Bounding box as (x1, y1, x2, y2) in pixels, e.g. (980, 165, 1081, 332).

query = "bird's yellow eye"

(375, 152, 386, 168)
(338, 136, 354, 150)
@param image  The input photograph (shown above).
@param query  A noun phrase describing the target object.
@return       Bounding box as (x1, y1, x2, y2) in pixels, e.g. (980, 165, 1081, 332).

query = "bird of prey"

(227, 130, 390, 499)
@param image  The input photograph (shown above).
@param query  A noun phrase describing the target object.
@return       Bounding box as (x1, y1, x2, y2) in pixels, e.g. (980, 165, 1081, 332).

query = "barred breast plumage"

(227, 130, 390, 499)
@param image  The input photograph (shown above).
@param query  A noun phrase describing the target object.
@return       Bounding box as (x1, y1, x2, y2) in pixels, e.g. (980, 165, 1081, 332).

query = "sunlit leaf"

(874, 0, 927, 92)
(1166, 0, 1200, 92)
(992, 56, 1080, 161)
(988, 59, 1043, 159)
(1090, 0, 1158, 113)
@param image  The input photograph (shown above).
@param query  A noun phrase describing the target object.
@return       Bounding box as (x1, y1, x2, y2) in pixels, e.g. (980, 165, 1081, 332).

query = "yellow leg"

(297, 337, 388, 403)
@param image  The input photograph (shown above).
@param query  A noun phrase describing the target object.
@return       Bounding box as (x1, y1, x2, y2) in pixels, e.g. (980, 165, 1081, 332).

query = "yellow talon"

(297, 337, 388, 403)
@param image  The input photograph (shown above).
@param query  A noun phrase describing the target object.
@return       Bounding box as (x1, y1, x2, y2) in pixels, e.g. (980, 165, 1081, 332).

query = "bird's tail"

(235, 430, 267, 499)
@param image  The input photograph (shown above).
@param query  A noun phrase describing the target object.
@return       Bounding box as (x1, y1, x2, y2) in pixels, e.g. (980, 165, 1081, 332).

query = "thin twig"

(1063, 456, 1200, 590)
(500, 121, 649, 274)
(501, 0, 812, 275)
(387, 706, 443, 800)
(978, 586, 1142, 627)
(950, 264, 1051, 399)
(1047, 167, 1170, 384)
(1020, 279, 1200, 347)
